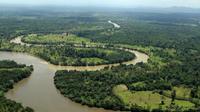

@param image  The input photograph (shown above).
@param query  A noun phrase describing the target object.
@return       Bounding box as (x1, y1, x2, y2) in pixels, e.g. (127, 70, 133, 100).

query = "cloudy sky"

(1, 0, 200, 8)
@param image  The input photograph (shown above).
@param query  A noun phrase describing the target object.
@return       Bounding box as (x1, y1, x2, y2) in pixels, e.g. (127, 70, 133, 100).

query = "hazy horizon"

(0, 0, 200, 8)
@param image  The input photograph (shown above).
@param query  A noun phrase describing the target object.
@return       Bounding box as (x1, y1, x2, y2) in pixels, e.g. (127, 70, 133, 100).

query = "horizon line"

(0, 3, 200, 9)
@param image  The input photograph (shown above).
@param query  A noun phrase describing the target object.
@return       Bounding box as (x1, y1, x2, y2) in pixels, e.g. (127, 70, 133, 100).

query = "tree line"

(0, 60, 33, 112)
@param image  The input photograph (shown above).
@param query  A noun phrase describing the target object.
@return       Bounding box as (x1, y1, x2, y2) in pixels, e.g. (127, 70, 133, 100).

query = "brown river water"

(0, 47, 148, 112)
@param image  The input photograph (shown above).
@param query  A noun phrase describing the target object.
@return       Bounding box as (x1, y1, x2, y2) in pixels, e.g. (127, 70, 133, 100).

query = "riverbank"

(9, 37, 148, 66)
(1, 37, 149, 111)
(0, 50, 148, 112)
(108, 21, 120, 28)
(0, 60, 33, 112)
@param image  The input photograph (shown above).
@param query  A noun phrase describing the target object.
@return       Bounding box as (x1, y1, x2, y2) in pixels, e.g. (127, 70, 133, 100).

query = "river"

(108, 21, 120, 28)
(0, 40, 149, 112)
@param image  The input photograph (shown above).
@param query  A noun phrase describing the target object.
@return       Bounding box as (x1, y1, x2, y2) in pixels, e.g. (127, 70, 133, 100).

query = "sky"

(1, 0, 200, 8)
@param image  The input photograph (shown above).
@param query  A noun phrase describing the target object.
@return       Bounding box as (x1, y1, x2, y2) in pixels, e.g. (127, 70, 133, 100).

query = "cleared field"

(80, 58, 108, 65)
(113, 85, 195, 110)
(22, 34, 91, 44)
(164, 86, 191, 99)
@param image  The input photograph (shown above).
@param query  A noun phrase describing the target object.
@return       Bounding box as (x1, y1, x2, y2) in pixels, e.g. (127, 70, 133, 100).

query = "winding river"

(0, 38, 149, 112)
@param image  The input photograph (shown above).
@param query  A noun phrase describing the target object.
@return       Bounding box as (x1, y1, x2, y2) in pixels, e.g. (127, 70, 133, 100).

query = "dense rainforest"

(55, 45, 200, 111)
(0, 7, 199, 111)
(0, 42, 135, 66)
(0, 60, 33, 112)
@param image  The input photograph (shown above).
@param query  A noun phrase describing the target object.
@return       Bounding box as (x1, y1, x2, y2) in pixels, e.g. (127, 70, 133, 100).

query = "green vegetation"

(0, 60, 26, 68)
(130, 82, 147, 91)
(164, 86, 192, 99)
(54, 59, 198, 111)
(54, 35, 200, 111)
(54, 70, 124, 110)
(22, 34, 91, 45)
(0, 42, 135, 66)
(0, 8, 200, 111)
(113, 85, 194, 110)
(0, 60, 33, 112)
(80, 58, 107, 65)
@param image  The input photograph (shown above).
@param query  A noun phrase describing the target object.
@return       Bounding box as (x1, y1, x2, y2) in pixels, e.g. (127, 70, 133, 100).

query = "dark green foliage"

(54, 45, 200, 111)
(171, 90, 176, 103)
(54, 70, 125, 110)
(0, 60, 33, 112)
(0, 8, 200, 111)
(37, 46, 135, 66)
(0, 43, 135, 66)
(53, 64, 166, 110)
(0, 60, 25, 68)
(0, 97, 34, 112)
(0, 67, 33, 92)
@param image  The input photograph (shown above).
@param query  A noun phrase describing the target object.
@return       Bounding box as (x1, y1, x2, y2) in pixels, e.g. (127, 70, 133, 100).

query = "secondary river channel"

(0, 42, 148, 112)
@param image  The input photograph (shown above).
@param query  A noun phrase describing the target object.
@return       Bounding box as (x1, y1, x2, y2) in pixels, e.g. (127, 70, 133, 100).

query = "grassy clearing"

(76, 48, 116, 55)
(130, 82, 147, 90)
(164, 86, 191, 99)
(113, 85, 195, 110)
(23, 34, 91, 44)
(80, 58, 108, 65)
